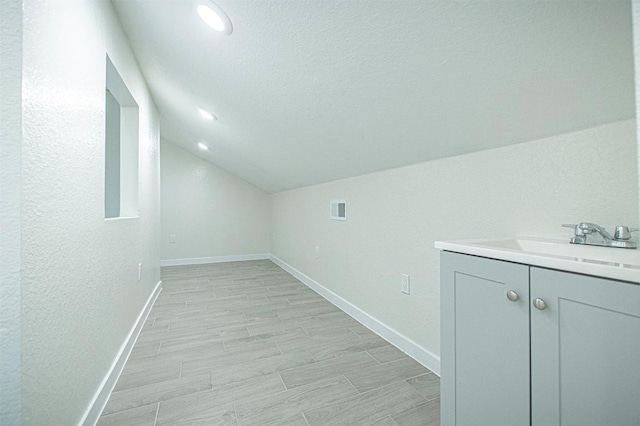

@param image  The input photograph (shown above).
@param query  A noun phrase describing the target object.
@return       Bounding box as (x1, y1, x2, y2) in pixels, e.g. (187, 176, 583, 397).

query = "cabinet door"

(530, 268, 640, 426)
(441, 252, 530, 426)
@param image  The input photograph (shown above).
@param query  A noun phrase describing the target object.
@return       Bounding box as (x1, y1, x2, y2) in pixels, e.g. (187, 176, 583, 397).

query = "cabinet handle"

(506, 290, 519, 302)
(533, 298, 547, 310)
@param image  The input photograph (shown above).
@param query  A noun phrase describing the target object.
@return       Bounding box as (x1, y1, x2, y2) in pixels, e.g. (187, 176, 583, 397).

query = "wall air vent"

(330, 200, 346, 221)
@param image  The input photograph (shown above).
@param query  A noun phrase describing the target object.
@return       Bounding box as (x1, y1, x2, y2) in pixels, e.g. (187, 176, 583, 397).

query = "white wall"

(634, 0, 640, 233)
(271, 120, 639, 371)
(0, 0, 23, 423)
(161, 140, 270, 264)
(20, 0, 161, 424)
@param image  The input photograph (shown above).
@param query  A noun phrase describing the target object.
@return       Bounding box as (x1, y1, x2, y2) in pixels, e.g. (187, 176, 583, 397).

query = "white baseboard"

(269, 255, 441, 376)
(79, 280, 163, 426)
(161, 253, 270, 267)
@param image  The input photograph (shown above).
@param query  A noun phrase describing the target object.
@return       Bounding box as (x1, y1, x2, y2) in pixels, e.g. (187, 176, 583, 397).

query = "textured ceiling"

(112, 0, 635, 193)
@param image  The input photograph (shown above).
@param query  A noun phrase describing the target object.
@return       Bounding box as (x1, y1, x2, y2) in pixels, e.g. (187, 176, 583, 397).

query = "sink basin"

(435, 237, 640, 283)
(477, 238, 639, 265)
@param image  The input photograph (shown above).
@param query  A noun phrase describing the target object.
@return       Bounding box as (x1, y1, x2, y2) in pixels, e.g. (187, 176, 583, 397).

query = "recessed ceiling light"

(198, 107, 217, 121)
(197, 3, 233, 35)
(198, 142, 210, 151)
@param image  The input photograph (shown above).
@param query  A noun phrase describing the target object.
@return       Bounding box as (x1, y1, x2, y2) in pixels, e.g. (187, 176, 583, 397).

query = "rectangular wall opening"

(105, 55, 139, 219)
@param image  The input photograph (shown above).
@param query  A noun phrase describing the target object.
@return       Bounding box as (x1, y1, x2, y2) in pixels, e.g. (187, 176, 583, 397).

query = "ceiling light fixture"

(198, 107, 217, 121)
(197, 2, 233, 35)
(198, 142, 210, 151)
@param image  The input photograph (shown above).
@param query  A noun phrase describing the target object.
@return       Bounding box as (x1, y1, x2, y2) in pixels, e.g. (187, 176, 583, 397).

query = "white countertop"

(435, 236, 640, 284)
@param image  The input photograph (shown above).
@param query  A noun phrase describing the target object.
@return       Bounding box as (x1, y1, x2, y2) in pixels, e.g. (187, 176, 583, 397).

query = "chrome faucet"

(562, 223, 637, 249)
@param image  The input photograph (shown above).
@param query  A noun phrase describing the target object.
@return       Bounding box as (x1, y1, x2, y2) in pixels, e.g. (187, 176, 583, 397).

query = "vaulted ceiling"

(112, 0, 635, 193)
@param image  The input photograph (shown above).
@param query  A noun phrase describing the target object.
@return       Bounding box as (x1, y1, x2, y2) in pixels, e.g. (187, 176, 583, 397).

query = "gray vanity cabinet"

(440, 252, 530, 426)
(530, 267, 640, 425)
(441, 251, 640, 426)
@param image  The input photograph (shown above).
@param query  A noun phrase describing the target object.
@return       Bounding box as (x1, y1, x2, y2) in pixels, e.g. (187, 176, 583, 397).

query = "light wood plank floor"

(98, 260, 440, 425)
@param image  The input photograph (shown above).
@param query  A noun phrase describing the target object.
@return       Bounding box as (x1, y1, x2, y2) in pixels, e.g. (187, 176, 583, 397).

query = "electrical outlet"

(315, 246, 320, 259)
(170, 234, 176, 243)
(138, 263, 142, 281)
(401, 273, 410, 294)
